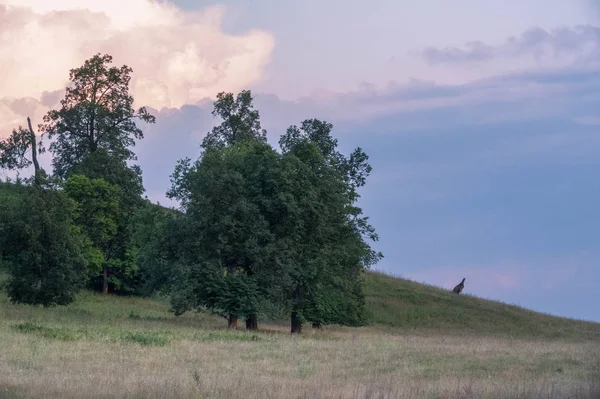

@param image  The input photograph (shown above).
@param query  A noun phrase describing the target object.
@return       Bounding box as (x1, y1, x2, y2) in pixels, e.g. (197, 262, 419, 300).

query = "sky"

(0, 0, 599, 322)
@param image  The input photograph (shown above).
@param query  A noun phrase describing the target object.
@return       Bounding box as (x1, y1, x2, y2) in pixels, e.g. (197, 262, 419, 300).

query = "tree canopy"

(201, 90, 267, 151)
(2, 185, 89, 307)
(168, 140, 281, 328)
(0, 55, 382, 333)
(41, 53, 155, 178)
(167, 90, 382, 332)
(0, 117, 45, 185)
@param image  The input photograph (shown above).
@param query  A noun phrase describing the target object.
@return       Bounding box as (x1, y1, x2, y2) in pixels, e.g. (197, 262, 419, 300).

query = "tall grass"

(1, 284, 599, 399)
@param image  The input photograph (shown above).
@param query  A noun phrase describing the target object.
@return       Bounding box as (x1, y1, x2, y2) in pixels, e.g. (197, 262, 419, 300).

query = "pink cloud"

(0, 0, 275, 138)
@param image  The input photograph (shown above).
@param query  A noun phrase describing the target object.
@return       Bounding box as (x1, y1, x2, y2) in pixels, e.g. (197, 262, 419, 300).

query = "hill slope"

(1, 278, 599, 399)
(364, 271, 600, 340)
(1, 179, 598, 340)
(0, 269, 598, 341)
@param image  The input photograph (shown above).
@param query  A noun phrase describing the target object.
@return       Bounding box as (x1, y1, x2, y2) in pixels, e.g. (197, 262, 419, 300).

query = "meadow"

(1, 272, 599, 399)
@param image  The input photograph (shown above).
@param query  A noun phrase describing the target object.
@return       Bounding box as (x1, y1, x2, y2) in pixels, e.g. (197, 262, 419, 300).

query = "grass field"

(1, 272, 599, 398)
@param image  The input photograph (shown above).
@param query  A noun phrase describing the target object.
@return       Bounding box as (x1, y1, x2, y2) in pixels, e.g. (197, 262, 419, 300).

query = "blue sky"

(137, 65, 600, 322)
(1, 0, 599, 321)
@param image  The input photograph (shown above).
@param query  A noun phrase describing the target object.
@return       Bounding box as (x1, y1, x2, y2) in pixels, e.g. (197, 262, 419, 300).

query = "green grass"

(1, 271, 599, 341)
(364, 271, 600, 340)
(0, 272, 599, 398)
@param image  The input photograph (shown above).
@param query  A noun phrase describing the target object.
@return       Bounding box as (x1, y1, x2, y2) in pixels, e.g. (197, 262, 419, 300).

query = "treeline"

(0, 54, 382, 333)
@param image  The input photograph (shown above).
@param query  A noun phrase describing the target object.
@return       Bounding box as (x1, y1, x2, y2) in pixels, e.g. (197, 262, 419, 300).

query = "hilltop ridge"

(364, 271, 600, 340)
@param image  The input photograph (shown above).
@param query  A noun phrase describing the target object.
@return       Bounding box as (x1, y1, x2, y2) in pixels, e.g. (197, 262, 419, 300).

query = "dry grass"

(1, 292, 599, 399)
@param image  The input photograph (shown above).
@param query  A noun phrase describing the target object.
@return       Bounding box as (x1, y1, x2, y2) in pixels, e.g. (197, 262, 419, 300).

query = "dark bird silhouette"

(452, 278, 466, 294)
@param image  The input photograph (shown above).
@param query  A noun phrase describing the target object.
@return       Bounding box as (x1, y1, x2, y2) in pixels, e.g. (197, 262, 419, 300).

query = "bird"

(452, 278, 466, 294)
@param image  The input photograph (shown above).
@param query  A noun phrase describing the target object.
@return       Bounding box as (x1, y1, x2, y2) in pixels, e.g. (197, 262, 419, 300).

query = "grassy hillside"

(2, 182, 599, 397)
(1, 273, 599, 399)
(0, 267, 599, 341)
(364, 271, 600, 340)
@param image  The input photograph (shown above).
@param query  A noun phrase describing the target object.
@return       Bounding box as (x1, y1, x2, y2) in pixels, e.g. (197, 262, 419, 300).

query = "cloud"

(129, 64, 600, 216)
(0, 0, 274, 138)
(252, 66, 600, 137)
(421, 25, 600, 67)
(0, 97, 50, 139)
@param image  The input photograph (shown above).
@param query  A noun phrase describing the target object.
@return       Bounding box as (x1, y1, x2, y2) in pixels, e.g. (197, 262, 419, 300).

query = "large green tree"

(69, 149, 145, 294)
(277, 119, 382, 333)
(1, 118, 89, 306)
(64, 174, 121, 294)
(168, 140, 281, 329)
(41, 53, 155, 178)
(40, 53, 155, 294)
(2, 185, 89, 306)
(169, 90, 273, 329)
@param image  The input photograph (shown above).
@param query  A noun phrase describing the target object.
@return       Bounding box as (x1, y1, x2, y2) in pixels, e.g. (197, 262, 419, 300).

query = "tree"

(168, 141, 281, 329)
(0, 117, 45, 185)
(201, 90, 267, 151)
(127, 201, 183, 296)
(277, 119, 382, 333)
(168, 92, 381, 333)
(69, 149, 145, 294)
(280, 119, 373, 201)
(41, 53, 155, 178)
(63, 174, 120, 295)
(0, 181, 26, 274)
(1, 118, 90, 306)
(1, 182, 89, 306)
(169, 90, 271, 329)
(40, 53, 155, 294)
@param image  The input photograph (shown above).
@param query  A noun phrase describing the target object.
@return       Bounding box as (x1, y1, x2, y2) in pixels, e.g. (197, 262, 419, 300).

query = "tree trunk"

(291, 311, 302, 334)
(26, 117, 41, 186)
(228, 314, 238, 329)
(245, 314, 258, 330)
(103, 266, 109, 295)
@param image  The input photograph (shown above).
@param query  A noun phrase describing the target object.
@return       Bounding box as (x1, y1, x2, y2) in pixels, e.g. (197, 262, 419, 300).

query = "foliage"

(70, 148, 144, 207)
(27, 53, 155, 295)
(68, 149, 145, 293)
(127, 202, 183, 296)
(0, 117, 47, 186)
(274, 120, 382, 328)
(0, 126, 36, 170)
(167, 90, 280, 323)
(168, 140, 281, 320)
(167, 91, 381, 330)
(201, 90, 267, 151)
(63, 174, 121, 278)
(0, 182, 24, 272)
(1, 185, 88, 306)
(41, 53, 155, 178)
(1, 52, 381, 332)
